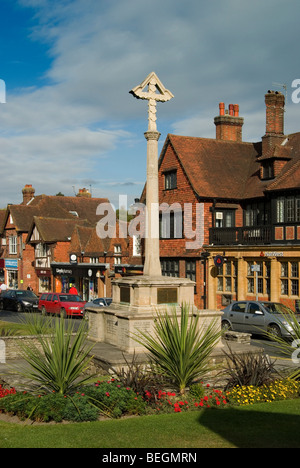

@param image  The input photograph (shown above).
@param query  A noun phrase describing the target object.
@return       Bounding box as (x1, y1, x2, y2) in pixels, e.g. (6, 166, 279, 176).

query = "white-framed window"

(9, 236, 17, 255)
(114, 245, 122, 254)
(90, 257, 98, 263)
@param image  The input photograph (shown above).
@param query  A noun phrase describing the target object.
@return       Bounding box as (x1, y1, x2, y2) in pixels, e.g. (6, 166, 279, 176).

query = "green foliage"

(14, 317, 97, 395)
(189, 382, 205, 400)
(0, 380, 147, 422)
(133, 304, 223, 394)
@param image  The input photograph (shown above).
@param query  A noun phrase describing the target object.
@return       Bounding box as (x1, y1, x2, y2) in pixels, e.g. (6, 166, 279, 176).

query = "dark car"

(222, 300, 300, 338)
(0, 289, 39, 312)
(38, 292, 86, 318)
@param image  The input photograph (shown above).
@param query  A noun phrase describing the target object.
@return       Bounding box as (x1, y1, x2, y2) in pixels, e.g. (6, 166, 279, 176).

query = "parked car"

(83, 297, 112, 311)
(38, 292, 86, 318)
(0, 289, 39, 312)
(222, 300, 300, 339)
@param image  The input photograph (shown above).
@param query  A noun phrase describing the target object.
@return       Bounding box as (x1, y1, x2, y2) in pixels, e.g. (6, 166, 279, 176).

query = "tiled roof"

(162, 134, 263, 200)
(1, 194, 110, 234)
(266, 133, 300, 192)
(28, 216, 89, 243)
(159, 132, 300, 201)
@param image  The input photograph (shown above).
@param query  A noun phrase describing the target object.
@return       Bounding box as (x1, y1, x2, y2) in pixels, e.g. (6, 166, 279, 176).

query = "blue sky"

(0, 0, 300, 208)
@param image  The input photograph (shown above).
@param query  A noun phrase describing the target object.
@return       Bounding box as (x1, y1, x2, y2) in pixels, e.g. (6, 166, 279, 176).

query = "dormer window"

(262, 161, 274, 180)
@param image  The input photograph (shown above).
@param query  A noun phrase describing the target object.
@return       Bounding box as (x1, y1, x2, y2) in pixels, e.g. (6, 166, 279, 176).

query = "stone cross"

(130, 72, 174, 277)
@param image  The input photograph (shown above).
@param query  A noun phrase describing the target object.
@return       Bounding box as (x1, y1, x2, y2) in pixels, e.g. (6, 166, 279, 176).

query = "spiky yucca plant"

(14, 317, 96, 395)
(133, 304, 222, 394)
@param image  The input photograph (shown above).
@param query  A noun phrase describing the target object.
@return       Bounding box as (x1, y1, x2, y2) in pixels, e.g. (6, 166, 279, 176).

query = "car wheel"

(17, 302, 23, 313)
(268, 324, 281, 340)
(41, 306, 47, 316)
(221, 320, 232, 331)
(60, 308, 67, 319)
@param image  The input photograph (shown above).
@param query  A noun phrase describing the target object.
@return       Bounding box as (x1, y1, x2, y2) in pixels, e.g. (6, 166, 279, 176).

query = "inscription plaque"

(157, 288, 178, 304)
(120, 286, 130, 303)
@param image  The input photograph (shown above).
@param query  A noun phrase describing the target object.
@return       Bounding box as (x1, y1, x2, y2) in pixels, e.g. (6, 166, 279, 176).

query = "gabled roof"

(27, 216, 89, 243)
(160, 134, 263, 200)
(266, 133, 300, 192)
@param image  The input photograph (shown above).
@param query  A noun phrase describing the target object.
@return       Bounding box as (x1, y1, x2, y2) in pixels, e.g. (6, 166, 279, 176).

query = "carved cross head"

(130, 72, 174, 130)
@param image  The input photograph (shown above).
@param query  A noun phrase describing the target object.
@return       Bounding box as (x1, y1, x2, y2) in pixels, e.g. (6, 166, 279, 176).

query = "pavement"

(0, 338, 264, 391)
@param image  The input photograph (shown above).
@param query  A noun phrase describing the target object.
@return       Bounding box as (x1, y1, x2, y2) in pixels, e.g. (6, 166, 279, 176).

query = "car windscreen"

(262, 302, 294, 315)
(59, 295, 83, 302)
(16, 291, 38, 298)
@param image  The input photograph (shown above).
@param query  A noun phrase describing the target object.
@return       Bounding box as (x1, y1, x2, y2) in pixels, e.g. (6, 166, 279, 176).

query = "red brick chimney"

(22, 184, 35, 205)
(262, 90, 285, 153)
(214, 102, 244, 142)
(76, 188, 91, 198)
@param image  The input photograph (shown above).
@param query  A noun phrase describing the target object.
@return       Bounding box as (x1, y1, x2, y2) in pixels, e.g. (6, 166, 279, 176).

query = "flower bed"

(227, 379, 299, 406)
(0, 378, 299, 423)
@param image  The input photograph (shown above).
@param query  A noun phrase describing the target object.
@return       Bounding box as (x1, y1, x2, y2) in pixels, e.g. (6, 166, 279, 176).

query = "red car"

(38, 292, 86, 318)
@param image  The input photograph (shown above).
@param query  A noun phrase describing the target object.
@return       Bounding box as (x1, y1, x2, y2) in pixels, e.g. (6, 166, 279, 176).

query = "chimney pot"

(229, 104, 234, 116)
(219, 102, 225, 116)
(233, 104, 239, 116)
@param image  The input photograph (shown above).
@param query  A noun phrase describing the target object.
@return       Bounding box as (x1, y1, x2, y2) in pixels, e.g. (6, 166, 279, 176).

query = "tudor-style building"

(0, 185, 142, 299)
(152, 90, 300, 312)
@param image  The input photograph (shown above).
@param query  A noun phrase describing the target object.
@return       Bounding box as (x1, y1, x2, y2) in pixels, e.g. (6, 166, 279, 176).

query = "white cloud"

(0, 0, 300, 206)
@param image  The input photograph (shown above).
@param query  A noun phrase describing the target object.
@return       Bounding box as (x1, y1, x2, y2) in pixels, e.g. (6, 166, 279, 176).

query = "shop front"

(36, 268, 52, 295)
(5, 259, 18, 289)
(51, 262, 109, 301)
(207, 246, 300, 313)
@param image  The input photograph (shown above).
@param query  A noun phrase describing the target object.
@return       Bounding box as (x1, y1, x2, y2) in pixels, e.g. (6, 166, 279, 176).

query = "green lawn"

(1, 399, 300, 448)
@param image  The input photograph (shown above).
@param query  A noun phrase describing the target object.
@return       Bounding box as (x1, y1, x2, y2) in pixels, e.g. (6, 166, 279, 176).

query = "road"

(0, 309, 82, 331)
(0, 309, 299, 374)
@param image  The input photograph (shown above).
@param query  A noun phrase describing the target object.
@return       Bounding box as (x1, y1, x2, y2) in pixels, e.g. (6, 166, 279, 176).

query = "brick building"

(148, 90, 300, 311)
(0, 186, 142, 300)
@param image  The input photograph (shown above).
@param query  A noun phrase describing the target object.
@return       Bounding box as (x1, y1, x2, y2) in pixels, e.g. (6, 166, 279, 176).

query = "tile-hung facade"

(151, 91, 300, 312)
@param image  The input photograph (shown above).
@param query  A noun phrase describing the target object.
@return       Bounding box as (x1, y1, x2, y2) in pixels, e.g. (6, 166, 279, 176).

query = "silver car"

(83, 297, 112, 311)
(221, 300, 300, 338)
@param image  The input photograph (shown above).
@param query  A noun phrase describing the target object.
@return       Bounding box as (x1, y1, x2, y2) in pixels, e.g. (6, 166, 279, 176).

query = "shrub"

(83, 379, 147, 418)
(0, 379, 147, 422)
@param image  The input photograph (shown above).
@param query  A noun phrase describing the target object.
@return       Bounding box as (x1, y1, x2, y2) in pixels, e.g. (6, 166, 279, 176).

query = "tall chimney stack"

(262, 90, 285, 153)
(214, 102, 244, 142)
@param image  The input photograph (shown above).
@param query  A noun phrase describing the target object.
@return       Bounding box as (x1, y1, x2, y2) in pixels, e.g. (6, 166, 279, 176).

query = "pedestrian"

(69, 283, 78, 295)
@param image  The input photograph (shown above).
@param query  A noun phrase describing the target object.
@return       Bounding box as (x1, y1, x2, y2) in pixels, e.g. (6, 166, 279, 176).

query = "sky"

(0, 0, 300, 209)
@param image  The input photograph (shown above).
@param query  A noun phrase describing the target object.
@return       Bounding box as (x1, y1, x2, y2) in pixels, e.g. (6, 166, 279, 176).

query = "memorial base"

(86, 275, 223, 353)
